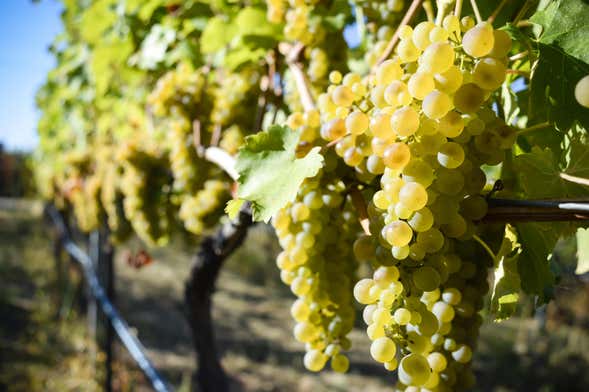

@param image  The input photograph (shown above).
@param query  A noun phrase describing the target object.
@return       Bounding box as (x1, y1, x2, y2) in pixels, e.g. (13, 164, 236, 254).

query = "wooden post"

(98, 225, 115, 392)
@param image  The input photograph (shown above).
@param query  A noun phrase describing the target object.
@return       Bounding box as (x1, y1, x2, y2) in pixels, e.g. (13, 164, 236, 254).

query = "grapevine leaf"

(565, 137, 589, 181)
(530, 44, 589, 131)
(516, 223, 558, 303)
(200, 16, 236, 54)
(512, 146, 588, 199)
(234, 7, 282, 38)
(491, 225, 522, 321)
(529, 0, 589, 130)
(225, 199, 245, 220)
(234, 125, 324, 222)
(531, 0, 589, 63)
(512, 147, 562, 198)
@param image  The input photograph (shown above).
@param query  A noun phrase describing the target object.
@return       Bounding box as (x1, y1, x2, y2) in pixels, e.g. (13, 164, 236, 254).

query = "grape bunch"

(118, 143, 173, 247)
(148, 65, 233, 236)
(266, 0, 324, 45)
(355, 0, 406, 23)
(100, 156, 133, 243)
(287, 15, 514, 390)
(272, 161, 360, 373)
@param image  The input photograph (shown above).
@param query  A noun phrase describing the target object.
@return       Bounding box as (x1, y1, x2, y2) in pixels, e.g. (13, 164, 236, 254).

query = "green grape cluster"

(55, 151, 100, 232)
(100, 155, 133, 243)
(210, 70, 261, 127)
(266, 0, 325, 45)
(271, 161, 360, 373)
(355, 0, 406, 26)
(70, 173, 103, 233)
(147, 62, 206, 118)
(179, 179, 231, 235)
(118, 143, 173, 247)
(148, 65, 233, 236)
(290, 15, 514, 390)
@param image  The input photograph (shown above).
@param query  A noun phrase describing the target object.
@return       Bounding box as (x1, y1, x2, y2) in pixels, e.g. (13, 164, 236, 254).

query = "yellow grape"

(391, 106, 420, 137)
(370, 112, 394, 139)
(419, 42, 454, 74)
(384, 81, 412, 107)
(408, 72, 435, 100)
(462, 23, 495, 58)
(575, 75, 589, 108)
(345, 111, 369, 135)
(472, 57, 507, 90)
(422, 90, 453, 119)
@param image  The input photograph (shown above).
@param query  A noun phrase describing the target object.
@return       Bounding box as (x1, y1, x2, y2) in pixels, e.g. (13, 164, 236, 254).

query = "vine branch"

(560, 173, 589, 187)
(204, 147, 238, 181)
(280, 42, 316, 111)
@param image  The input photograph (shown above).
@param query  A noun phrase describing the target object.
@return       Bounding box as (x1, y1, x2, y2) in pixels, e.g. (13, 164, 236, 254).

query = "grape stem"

(560, 173, 589, 187)
(435, 0, 453, 25)
(349, 187, 371, 235)
(204, 147, 238, 181)
(210, 124, 222, 146)
(280, 42, 316, 111)
(506, 69, 530, 78)
(487, 0, 509, 24)
(375, 0, 424, 68)
(355, 4, 366, 43)
(509, 51, 529, 62)
(193, 119, 202, 150)
(424, 0, 435, 23)
(513, 0, 535, 24)
(454, 0, 463, 18)
(517, 121, 551, 134)
(469, 0, 483, 23)
(473, 234, 497, 263)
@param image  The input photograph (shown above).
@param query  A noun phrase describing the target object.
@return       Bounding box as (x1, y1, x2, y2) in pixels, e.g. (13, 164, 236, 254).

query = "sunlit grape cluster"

(70, 174, 103, 233)
(296, 16, 514, 389)
(355, 0, 406, 25)
(149, 65, 234, 236)
(147, 62, 206, 118)
(179, 179, 231, 234)
(211, 70, 261, 127)
(266, 0, 324, 45)
(118, 143, 172, 247)
(100, 157, 133, 243)
(272, 163, 360, 373)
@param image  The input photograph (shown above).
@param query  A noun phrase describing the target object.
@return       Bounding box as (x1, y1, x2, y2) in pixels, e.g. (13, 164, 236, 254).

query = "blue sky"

(0, 0, 63, 152)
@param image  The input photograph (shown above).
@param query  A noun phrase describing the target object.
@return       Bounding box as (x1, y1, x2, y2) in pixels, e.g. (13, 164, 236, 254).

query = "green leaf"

(513, 147, 562, 198)
(576, 228, 589, 275)
(531, 0, 589, 63)
(235, 125, 324, 222)
(564, 137, 589, 182)
(530, 43, 589, 131)
(516, 223, 558, 303)
(200, 16, 235, 54)
(234, 7, 281, 37)
(529, 0, 589, 131)
(491, 225, 522, 321)
(225, 198, 245, 220)
(79, 0, 116, 43)
(513, 146, 589, 199)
